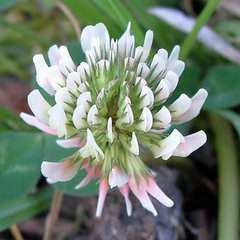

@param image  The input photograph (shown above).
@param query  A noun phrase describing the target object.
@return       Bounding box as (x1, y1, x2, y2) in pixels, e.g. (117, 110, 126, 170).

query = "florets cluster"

(21, 23, 207, 216)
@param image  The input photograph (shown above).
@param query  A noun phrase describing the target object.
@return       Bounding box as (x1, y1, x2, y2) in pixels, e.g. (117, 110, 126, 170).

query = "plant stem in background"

(211, 114, 239, 240)
(181, 0, 221, 59)
(10, 225, 24, 240)
(43, 191, 64, 240)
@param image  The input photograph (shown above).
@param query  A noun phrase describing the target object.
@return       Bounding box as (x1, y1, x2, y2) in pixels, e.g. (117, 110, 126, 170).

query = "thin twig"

(56, 1, 81, 40)
(10, 225, 24, 240)
(43, 191, 64, 240)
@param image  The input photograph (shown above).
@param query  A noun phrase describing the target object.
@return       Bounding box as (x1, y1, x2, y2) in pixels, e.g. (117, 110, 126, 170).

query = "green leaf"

(0, 132, 43, 204)
(216, 110, 240, 138)
(0, 187, 52, 231)
(43, 135, 98, 197)
(203, 65, 240, 109)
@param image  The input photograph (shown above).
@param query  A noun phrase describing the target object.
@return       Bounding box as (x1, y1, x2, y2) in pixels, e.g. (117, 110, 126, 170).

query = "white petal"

(151, 129, 183, 159)
(154, 106, 171, 129)
(77, 91, 92, 109)
(41, 159, 79, 183)
(48, 104, 67, 137)
(72, 105, 87, 129)
(150, 53, 166, 79)
(58, 46, 75, 73)
(66, 71, 81, 93)
(56, 137, 81, 148)
(174, 89, 208, 123)
(172, 60, 185, 76)
(96, 59, 110, 74)
(168, 45, 180, 69)
(77, 62, 90, 82)
(155, 80, 170, 102)
(164, 70, 179, 93)
(27, 89, 51, 124)
(87, 105, 99, 125)
(109, 168, 129, 189)
(130, 132, 139, 155)
(47, 66, 65, 91)
(157, 48, 168, 64)
(96, 88, 105, 106)
(81, 23, 110, 53)
(141, 30, 153, 62)
(48, 45, 60, 66)
(174, 130, 207, 157)
(79, 129, 104, 160)
(140, 86, 154, 108)
(121, 104, 134, 125)
(96, 179, 109, 217)
(137, 63, 150, 78)
(55, 88, 73, 110)
(119, 185, 132, 216)
(135, 77, 147, 91)
(107, 117, 114, 143)
(169, 94, 192, 119)
(137, 107, 153, 132)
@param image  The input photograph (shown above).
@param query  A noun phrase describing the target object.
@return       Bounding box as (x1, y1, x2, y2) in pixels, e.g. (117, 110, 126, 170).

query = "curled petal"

(174, 130, 207, 157)
(129, 179, 157, 216)
(27, 89, 51, 124)
(96, 179, 109, 217)
(41, 159, 79, 183)
(119, 184, 132, 216)
(56, 137, 82, 148)
(20, 113, 57, 135)
(173, 89, 208, 123)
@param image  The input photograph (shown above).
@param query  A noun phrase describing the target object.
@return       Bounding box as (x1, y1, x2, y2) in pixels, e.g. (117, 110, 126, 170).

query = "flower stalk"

(10, 225, 24, 240)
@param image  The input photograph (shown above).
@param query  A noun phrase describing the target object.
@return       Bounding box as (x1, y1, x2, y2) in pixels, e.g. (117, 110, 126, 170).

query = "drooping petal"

(129, 179, 157, 216)
(145, 177, 174, 207)
(75, 167, 96, 189)
(151, 129, 183, 159)
(96, 178, 109, 217)
(119, 184, 132, 216)
(169, 94, 192, 119)
(173, 89, 208, 123)
(174, 130, 207, 157)
(56, 137, 82, 148)
(108, 168, 129, 189)
(41, 159, 79, 183)
(20, 113, 57, 135)
(130, 132, 139, 155)
(137, 107, 153, 132)
(27, 89, 51, 124)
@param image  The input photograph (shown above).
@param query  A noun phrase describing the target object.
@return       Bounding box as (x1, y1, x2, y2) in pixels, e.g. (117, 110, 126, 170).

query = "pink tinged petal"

(107, 117, 114, 143)
(130, 132, 139, 155)
(27, 89, 51, 124)
(109, 168, 129, 189)
(96, 179, 109, 217)
(137, 107, 153, 132)
(146, 177, 174, 207)
(56, 137, 82, 148)
(169, 94, 192, 119)
(72, 105, 87, 129)
(41, 159, 79, 183)
(129, 179, 157, 216)
(87, 105, 99, 125)
(20, 113, 57, 135)
(77, 92, 92, 109)
(151, 129, 183, 159)
(140, 86, 154, 108)
(174, 89, 208, 124)
(155, 80, 170, 102)
(33, 54, 55, 95)
(119, 185, 133, 216)
(137, 63, 150, 78)
(164, 71, 179, 93)
(153, 106, 172, 129)
(81, 23, 110, 53)
(48, 45, 61, 65)
(75, 167, 96, 189)
(174, 130, 207, 157)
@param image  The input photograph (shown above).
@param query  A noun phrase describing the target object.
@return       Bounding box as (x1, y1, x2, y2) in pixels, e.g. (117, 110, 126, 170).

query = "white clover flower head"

(20, 22, 208, 217)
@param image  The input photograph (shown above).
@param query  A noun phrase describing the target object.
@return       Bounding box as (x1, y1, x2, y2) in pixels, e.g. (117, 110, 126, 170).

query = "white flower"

(21, 22, 207, 217)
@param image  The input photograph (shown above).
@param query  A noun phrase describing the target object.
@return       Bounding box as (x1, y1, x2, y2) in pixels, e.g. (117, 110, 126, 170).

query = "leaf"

(216, 110, 240, 138)
(0, 132, 43, 204)
(0, 187, 52, 231)
(203, 65, 240, 109)
(43, 135, 98, 197)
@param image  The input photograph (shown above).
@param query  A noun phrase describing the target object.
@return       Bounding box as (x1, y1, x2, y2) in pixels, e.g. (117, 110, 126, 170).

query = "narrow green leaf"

(0, 187, 52, 231)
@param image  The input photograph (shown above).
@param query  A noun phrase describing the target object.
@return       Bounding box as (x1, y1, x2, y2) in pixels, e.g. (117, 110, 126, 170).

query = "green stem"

(210, 114, 239, 240)
(181, 0, 221, 59)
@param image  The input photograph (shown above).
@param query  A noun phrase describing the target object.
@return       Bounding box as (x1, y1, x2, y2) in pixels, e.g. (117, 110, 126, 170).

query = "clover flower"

(20, 23, 207, 217)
